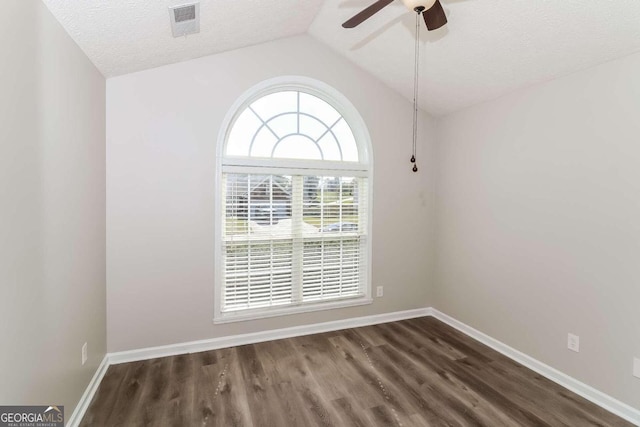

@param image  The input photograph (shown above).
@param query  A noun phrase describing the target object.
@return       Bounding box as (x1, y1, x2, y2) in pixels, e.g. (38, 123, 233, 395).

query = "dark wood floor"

(80, 317, 632, 426)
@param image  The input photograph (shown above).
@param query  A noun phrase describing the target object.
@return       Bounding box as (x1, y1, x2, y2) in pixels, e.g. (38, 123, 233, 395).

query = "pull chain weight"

(411, 9, 421, 173)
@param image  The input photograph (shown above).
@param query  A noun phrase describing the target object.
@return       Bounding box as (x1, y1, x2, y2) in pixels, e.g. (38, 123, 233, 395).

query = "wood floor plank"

(106, 360, 151, 426)
(331, 332, 415, 417)
(367, 343, 477, 426)
(349, 324, 387, 347)
(369, 404, 392, 425)
(389, 334, 513, 427)
(327, 334, 391, 411)
(292, 333, 357, 402)
(406, 318, 493, 362)
(190, 351, 225, 427)
(376, 343, 503, 426)
(236, 344, 289, 427)
(446, 357, 556, 426)
(80, 318, 634, 427)
(251, 338, 299, 405)
(78, 362, 129, 427)
(331, 397, 369, 427)
(461, 355, 628, 427)
(131, 357, 172, 427)
(164, 353, 196, 427)
(272, 380, 316, 426)
(365, 322, 522, 426)
(288, 337, 345, 426)
(219, 347, 253, 427)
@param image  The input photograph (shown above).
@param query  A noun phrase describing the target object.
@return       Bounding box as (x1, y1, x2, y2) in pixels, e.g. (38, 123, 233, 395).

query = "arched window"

(215, 77, 372, 322)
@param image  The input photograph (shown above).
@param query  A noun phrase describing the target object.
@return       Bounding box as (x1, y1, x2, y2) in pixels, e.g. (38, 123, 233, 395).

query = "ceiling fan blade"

(423, 0, 447, 31)
(342, 0, 395, 28)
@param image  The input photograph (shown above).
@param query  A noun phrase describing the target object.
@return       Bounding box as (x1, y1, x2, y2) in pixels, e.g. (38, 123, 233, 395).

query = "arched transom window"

(216, 78, 372, 322)
(225, 90, 359, 162)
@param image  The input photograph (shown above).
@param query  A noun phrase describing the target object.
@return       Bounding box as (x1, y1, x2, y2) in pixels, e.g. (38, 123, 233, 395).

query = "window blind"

(222, 173, 368, 313)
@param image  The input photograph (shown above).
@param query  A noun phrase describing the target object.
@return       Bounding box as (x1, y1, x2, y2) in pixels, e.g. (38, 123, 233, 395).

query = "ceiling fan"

(343, 1, 447, 173)
(342, 0, 447, 31)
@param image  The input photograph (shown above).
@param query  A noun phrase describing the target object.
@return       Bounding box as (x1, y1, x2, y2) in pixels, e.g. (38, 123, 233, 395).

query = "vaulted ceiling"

(43, 0, 640, 116)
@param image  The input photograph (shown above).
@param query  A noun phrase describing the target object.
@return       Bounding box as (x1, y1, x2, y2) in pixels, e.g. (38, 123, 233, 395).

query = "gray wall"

(106, 34, 436, 352)
(4, 0, 638, 417)
(434, 52, 640, 409)
(0, 0, 106, 415)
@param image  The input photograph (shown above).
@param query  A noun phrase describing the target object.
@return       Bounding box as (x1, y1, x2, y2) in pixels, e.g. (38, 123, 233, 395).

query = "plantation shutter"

(222, 172, 368, 313)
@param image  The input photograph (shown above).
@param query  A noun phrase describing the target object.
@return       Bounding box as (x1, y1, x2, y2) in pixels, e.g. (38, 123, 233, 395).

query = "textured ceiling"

(310, 0, 640, 115)
(41, 0, 324, 77)
(43, 0, 640, 116)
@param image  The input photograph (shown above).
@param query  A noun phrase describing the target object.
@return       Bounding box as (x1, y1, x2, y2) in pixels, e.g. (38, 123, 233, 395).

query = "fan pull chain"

(411, 10, 421, 173)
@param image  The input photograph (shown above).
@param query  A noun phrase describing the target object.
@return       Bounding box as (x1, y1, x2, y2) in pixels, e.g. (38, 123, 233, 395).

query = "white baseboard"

(70, 307, 639, 426)
(67, 355, 109, 427)
(430, 308, 640, 426)
(108, 308, 431, 365)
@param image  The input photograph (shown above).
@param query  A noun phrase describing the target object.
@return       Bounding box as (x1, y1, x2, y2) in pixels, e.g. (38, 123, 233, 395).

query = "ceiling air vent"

(169, 3, 200, 37)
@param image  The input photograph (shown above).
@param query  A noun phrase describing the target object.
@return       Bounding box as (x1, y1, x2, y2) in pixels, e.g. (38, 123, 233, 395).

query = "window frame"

(214, 76, 373, 323)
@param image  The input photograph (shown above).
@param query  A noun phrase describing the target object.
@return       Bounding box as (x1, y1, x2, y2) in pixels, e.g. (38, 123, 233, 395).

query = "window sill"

(213, 296, 373, 324)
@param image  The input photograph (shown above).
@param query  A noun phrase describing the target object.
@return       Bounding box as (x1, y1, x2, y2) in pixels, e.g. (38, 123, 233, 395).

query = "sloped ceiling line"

(43, 0, 640, 116)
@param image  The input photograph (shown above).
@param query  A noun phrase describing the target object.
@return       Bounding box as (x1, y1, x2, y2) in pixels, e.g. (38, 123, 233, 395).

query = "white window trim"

(214, 76, 374, 324)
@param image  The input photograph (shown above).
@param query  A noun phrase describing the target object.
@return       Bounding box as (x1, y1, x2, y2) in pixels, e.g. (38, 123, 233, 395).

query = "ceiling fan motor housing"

(341, 0, 447, 31)
(401, 0, 437, 12)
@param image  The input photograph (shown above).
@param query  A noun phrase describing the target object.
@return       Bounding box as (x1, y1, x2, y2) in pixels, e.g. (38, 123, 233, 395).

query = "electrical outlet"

(634, 357, 640, 379)
(82, 342, 88, 365)
(567, 333, 579, 353)
(376, 286, 383, 297)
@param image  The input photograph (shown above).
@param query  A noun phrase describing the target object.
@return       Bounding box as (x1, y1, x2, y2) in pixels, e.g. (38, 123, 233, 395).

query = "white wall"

(0, 0, 106, 414)
(435, 52, 640, 409)
(106, 34, 436, 352)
